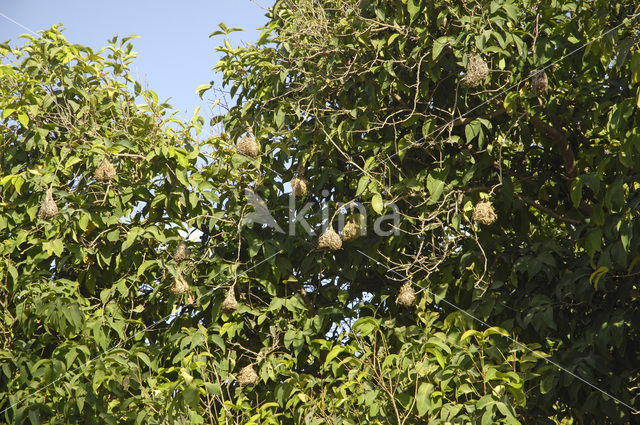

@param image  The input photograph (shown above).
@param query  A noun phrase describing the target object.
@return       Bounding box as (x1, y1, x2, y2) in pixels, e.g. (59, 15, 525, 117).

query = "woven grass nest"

(38, 188, 58, 220)
(472, 201, 497, 225)
(237, 365, 258, 387)
(463, 54, 489, 88)
(94, 157, 116, 182)
(236, 133, 260, 157)
(173, 241, 191, 262)
(318, 227, 342, 251)
(530, 69, 548, 95)
(291, 176, 308, 197)
(342, 220, 361, 242)
(221, 288, 239, 313)
(396, 283, 416, 307)
(170, 269, 189, 295)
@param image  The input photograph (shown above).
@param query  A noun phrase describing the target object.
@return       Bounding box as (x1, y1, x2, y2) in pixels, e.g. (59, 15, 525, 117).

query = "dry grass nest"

(38, 188, 58, 220)
(237, 365, 259, 387)
(463, 54, 489, 88)
(170, 270, 189, 295)
(318, 227, 342, 250)
(530, 69, 548, 95)
(342, 220, 361, 242)
(236, 133, 260, 157)
(221, 289, 239, 313)
(173, 241, 191, 262)
(94, 157, 116, 182)
(472, 201, 497, 225)
(396, 283, 416, 307)
(291, 176, 308, 197)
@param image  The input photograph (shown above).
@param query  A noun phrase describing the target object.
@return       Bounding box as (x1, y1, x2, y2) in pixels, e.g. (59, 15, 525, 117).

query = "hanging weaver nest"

(396, 283, 416, 307)
(290, 176, 308, 197)
(236, 132, 260, 157)
(173, 241, 190, 262)
(530, 69, 548, 95)
(38, 188, 58, 220)
(318, 227, 342, 251)
(237, 365, 259, 387)
(342, 220, 361, 242)
(221, 288, 239, 313)
(94, 157, 116, 182)
(463, 54, 489, 88)
(472, 201, 497, 225)
(170, 269, 189, 295)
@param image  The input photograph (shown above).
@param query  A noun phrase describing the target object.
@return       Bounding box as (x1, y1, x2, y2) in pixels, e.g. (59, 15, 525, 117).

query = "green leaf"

(460, 329, 480, 342)
(371, 193, 383, 214)
(426, 174, 444, 203)
(407, 0, 421, 20)
(196, 84, 212, 99)
(483, 327, 510, 338)
(356, 175, 370, 196)
(504, 92, 518, 116)
(324, 346, 345, 367)
(589, 266, 608, 290)
(503, 3, 519, 21)
(585, 228, 602, 257)
(604, 179, 624, 212)
(28, 408, 41, 425)
(17, 112, 29, 127)
(465, 120, 482, 145)
(396, 392, 413, 410)
(416, 382, 433, 416)
(540, 373, 554, 394)
(570, 178, 583, 208)
(432, 37, 449, 60)
(52, 239, 64, 257)
(352, 317, 379, 336)
(106, 229, 120, 242)
(482, 406, 495, 425)
(204, 382, 221, 396)
(122, 227, 143, 251)
(275, 106, 286, 128)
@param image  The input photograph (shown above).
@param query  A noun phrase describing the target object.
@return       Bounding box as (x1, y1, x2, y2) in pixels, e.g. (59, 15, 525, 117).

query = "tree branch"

(465, 184, 582, 225)
(451, 107, 507, 127)
(513, 193, 581, 225)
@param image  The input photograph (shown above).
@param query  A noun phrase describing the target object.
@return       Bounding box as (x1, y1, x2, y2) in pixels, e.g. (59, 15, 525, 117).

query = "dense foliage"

(2, 0, 640, 423)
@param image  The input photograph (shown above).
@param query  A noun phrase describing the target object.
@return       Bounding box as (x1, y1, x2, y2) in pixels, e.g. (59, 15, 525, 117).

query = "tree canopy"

(2, 0, 640, 423)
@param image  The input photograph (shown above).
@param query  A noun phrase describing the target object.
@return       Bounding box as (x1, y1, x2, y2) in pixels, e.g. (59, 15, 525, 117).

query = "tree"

(208, 0, 640, 422)
(1, 0, 640, 422)
(0, 26, 237, 423)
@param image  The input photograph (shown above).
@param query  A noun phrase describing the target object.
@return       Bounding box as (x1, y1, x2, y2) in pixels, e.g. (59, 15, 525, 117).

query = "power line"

(358, 8, 640, 176)
(357, 249, 639, 415)
(0, 11, 37, 36)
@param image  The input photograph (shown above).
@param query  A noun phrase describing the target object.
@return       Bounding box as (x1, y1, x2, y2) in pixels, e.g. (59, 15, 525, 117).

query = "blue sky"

(0, 0, 272, 130)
